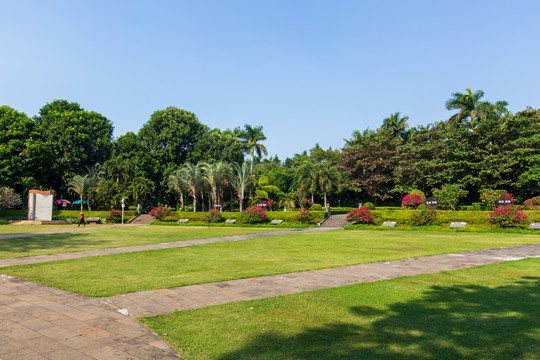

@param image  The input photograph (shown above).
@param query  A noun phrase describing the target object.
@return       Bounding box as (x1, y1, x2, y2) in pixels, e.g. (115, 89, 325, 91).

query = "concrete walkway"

(0, 227, 338, 268)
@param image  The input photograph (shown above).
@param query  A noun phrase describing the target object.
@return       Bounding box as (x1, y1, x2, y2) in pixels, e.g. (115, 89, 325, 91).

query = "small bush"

(106, 210, 122, 223)
(0, 187, 22, 209)
(523, 196, 540, 210)
(310, 203, 324, 211)
(293, 209, 316, 223)
(408, 208, 440, 226)
(409, 189, 426, 200)
(149, 206, 171, 221)
(201, 209, 224, 223)
(402, 194, 425, 209)
(346, 207, 374, 224)
(487, 206, 529, 227)
(472, 202, 484, 211)
(299, 199, 313, 209)
(162, 216, 180, 222)
(418, 204, 428, 210)
(363, 202, 375, 210)
(0, 219, 9, 225)
(239, 206, 268, 224)
(480, 189, 514, 210)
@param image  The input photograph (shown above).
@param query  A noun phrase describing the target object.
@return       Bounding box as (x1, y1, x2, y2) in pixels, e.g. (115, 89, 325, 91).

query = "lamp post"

(121, 198, 125, 224)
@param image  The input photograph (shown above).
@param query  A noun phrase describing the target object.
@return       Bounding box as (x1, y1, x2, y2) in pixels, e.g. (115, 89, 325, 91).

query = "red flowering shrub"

(201, 209, 224, 223)
(523, 196, 540, 210)
(346, 207, 373, 224)
(487, 206, 529, 227)
(239, 205, 268, 224)
(480, 190, 515, 210)
(106, 209, 122, 223)
(149, 206, 171, 221)
(299, 199, 313, 209)
(257, 200, 272, 210)
(407, 208, 440, 226)
(293, 209, 316, 223)
(401, 194, 425, 208)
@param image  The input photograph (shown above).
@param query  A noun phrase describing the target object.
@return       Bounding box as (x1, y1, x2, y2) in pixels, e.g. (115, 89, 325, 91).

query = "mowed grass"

(0, 224, 107, 235)
(140, 258, 540, 360)
(2, 230, 539, 297)
(0, 225, 283, 259)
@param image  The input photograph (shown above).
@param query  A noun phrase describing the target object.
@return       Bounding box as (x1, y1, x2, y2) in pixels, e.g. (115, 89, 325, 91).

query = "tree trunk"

(324, 191, 327, 208)
(80, 196, 83, 212)
(192, 188, 197, 212)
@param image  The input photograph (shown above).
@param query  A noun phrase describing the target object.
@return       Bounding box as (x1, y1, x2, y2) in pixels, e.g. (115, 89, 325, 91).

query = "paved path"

(98, 243, 540, 317)
(0, 227, 338, 268)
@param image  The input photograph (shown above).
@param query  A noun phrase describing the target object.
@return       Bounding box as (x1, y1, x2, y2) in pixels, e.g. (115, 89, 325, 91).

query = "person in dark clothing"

(78, 212, 85, 227)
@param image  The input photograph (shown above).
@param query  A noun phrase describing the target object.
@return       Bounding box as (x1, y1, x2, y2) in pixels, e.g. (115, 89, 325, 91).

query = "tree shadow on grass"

(0, 233, 111, 258)
(218, 277, 540, 360)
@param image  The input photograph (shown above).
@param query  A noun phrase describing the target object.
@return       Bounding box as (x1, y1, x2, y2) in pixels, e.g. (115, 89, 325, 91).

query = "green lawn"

(140, 258, 540, 360)
(2, 229, 538, 297)
(0, 224, 109, 235)
(0, 225, 284, 259)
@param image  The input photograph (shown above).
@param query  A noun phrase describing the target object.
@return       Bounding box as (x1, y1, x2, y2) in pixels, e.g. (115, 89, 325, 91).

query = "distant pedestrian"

(78, 212, 85, 227)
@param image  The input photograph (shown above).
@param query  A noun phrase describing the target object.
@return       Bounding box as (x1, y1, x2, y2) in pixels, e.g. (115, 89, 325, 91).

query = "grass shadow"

(217, 277, 540, 359)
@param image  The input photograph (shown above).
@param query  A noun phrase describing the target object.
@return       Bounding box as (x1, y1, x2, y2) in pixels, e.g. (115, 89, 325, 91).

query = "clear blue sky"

(2, 0, 539, 160)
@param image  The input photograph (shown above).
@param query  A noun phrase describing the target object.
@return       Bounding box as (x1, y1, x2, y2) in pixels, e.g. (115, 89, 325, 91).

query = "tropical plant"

(523, 196, 540, 210)
(296, 162, 318, 202)
(201, 161, 230, 208)
(106, 209, 122, 223)
(201, 209, 224, 223)
(480, 189, 514, 210)
(299, 198, 313, 209)
(102, 155, 132, 184)
(149, 206, 172, 221)
(237, 124, 268, 171)
(179, 163, 203, 212)
(316, 162, 341, 208)
(445, 88, 485, 128)
(381, 112, 409, 139)
(230, 161, 252, 211)
(68, 174, 89, 211)
(432, 184, 469, 211)
(487, 206, 528, 227)
(168, 169, 187, 212)
(0, 187, 22, 209)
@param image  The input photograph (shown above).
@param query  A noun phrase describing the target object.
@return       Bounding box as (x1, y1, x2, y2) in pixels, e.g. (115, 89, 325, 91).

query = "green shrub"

(363, 202, 375, 210)
(293, 209, 316, 223)
(201, 209, 224, 223)
(0, 219, 9, 225)
(524, 196, 540, 210)
(487, 206, 529, 227)
(162, 216, 180, 222)
(408, 208, 441, 226)
(472, 203, 484, 211)
(418, 204, 428, 210)
(432, 183, 468, 211)
(239, 206, 268, 224)
(149, 206, 171, 221)
(106, 210, 122, 223)
(310, 203, 324, 211)
(480, 189, 514, 210)
(299, 199, 313, 209)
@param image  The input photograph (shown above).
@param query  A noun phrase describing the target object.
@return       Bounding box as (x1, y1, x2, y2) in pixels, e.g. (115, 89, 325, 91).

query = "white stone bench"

(87, 217, 101, 224)
(269, 220, 283, 225)
(225, 219, 237, 224)
(382, 222, 396, 227)
(528, 223, 540, 230)
(177, 219, 190, 223)
(449, 222, 467, 228)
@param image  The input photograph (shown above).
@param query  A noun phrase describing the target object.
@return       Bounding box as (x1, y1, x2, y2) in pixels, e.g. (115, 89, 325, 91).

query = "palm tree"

(103, 155, 132, 183)
(68, 174, 89, 211)
(296, 162, 318, 203)
(316, 163, 341, 208)
(85, 164, 102, 211)
(201, 162, 230, 210)
(230, 161, 252, 211)
(344, 128, 376, 147)
(381, 112, 409, 139)
(237, 125, 268, 171)
(445, 88, 485, 128)
(179, 163, 203, 212)
(168, 169, 186, 212)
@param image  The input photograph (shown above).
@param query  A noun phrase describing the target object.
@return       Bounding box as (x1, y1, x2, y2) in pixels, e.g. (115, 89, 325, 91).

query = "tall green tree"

(230, 161, 252, 211)
(168, 169, 187, 212)
(34, 100, 113, 194)
(68, 174, 89, 211)
(237, 125, 268, 170)
(316, 162, 341, 208)
(201, 162, 230, 208)
(179, 163, 203, 212)
(445, 88, 485, 128)
(296, 162, 318, 202)
(381, 112, 410, 139)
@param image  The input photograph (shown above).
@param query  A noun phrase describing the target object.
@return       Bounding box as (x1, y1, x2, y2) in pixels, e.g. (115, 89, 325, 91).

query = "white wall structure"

(27, 190, 53, 221)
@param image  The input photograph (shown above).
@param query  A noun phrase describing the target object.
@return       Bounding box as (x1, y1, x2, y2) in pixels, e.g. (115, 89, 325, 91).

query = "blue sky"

(2, 0, 539, 160)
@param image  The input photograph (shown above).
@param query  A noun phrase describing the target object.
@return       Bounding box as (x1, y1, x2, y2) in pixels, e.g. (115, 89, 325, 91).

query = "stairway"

(128, 214, 154, 225)
(319, 214, 350, 228)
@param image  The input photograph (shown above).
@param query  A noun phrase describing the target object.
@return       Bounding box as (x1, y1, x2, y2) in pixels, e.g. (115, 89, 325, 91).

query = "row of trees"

(1, 89, 538, 210)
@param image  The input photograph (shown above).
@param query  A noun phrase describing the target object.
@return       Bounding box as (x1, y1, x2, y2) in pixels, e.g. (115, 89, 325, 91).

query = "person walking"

(78, 212, 85, 227)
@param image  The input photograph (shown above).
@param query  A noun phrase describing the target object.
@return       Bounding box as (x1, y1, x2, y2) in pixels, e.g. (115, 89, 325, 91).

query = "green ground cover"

(140, 258, 540, 360)
(0, 224, 106, 235)
(0, 225, 283, 259)
(2, 229, 538, 297)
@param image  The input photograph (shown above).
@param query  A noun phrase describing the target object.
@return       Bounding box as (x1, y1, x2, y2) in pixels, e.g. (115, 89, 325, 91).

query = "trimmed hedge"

(171, 211, 327, 224)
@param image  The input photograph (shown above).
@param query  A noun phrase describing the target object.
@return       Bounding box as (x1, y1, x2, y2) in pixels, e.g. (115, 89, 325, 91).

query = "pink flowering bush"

(480, 190, 515, 210)
(299, 199, 313, 209)
(149, 206, 171, 221)
(239, 205, 268, 224)
(346, 207, 373, 224)
(407, 208, 440, 226)
(487, 206, 528, 227)
(201, 209, 224, 223)
(106, 209, 122, 223)
(523, 196, 540, 210)
(401, 194, 425, 208)
(258, 200, 272, 210)
(293, 209, 316, 223)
